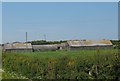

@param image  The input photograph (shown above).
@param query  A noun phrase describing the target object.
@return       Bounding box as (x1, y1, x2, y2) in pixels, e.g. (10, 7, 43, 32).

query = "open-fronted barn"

(32, 45, 58, 51)
(3, 43, 32, 52)
(32, 43, 67, 52)
(67, 40, 113, 50)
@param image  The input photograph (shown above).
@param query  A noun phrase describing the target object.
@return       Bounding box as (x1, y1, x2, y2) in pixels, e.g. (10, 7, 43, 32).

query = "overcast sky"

(2, 2, 118, 43)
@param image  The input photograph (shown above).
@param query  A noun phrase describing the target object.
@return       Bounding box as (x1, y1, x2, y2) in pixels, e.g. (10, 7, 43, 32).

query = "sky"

(0, 2, 2, 44)
(2, 2, 118, 43)
(1, 0, 120, 2)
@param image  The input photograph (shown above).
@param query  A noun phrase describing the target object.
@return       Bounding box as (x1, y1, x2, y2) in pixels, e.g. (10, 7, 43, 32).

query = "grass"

(2, 71, 28, 79)
(2, 49, 119, 79)
(4, 49, 118, 66)
(13, 49, 118, 63)
(0, 68, 1, 79)
(15, 49, 118, 58)
(0, 49, 2, 80)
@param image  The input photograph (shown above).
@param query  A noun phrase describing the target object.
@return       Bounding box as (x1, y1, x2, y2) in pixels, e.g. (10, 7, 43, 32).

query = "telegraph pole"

(44, 34, 46, 41)
(26, 32, 28, 48)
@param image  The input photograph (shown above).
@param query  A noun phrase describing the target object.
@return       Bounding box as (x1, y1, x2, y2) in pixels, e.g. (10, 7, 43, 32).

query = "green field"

(7, 49, 118, 59)
(2, 49, 120, 80)
(0, 49, 2, 80)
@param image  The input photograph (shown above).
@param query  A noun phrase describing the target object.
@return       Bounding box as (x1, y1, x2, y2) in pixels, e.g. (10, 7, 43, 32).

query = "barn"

(67, 40, 113, 51)
(32, 44, 58, 51)
(2, 39, 113, 52)
(32, 43, 67, 52)
(3, 42, 33, 52)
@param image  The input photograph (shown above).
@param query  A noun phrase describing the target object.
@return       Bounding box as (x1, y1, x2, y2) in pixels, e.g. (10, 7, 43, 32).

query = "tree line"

(111, 40, 120, 49)
(30, 40, 67, 45)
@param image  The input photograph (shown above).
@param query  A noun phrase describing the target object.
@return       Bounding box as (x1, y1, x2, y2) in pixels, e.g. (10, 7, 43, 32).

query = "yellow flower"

(68, 59, 75, 66)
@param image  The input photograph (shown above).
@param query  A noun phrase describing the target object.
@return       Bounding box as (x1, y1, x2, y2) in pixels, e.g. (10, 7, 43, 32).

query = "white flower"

(89, 71, 92, 76)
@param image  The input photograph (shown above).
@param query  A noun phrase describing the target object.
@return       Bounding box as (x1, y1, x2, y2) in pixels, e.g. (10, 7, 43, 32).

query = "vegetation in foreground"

(2, 49, 120, 80)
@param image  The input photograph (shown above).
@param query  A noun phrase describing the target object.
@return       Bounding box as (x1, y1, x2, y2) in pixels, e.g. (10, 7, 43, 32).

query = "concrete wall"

(67, 45, 113, 51)
(5, 49, 33, 52)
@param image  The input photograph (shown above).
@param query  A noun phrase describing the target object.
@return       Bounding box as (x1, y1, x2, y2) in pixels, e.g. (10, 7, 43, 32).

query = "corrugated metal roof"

(4, 43, 32, 49)
(67, 40, 113, 47)
(33, 44, 59, 49)
(32, 45, 58, 51)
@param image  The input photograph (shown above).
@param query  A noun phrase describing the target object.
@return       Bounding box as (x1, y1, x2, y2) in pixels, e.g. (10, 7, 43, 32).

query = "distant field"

(13, 49, 118, 58)
(2, 49, 120, 79)
(14, 49, 118, 65)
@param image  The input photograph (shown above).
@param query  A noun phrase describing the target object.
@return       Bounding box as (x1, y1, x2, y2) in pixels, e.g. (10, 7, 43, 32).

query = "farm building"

(32, 43, 67, 52)
(32, 45, 58, 51)
(3, 43, 33, 52)
(67, 40, 113, 50)
(2, 39, 113, 52)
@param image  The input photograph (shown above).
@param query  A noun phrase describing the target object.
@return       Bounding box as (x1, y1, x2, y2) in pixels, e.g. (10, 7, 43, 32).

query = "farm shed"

(55, 43, 68, 50)
(3, 43, 33, 52)
(67, 40, 113, 51)
(32, 43, 67, 52)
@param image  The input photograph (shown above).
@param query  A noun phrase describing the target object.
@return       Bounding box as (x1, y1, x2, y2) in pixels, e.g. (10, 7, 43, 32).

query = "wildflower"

(68, 59, 75, 67)
(89, 71, 92, 76)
